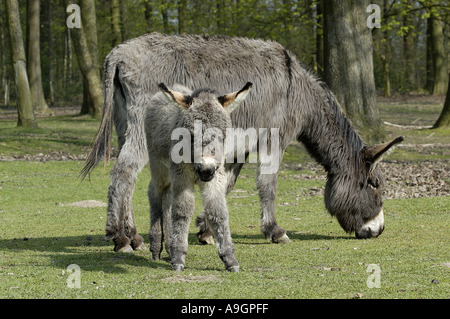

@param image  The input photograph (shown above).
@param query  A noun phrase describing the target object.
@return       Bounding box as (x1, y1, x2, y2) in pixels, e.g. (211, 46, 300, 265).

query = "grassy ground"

(0, 101, 448, 299)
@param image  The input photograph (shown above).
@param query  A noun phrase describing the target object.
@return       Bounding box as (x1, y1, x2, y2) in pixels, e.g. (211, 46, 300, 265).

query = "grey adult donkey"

(145, 82, 252, 271)
(81, 33, 403, 255)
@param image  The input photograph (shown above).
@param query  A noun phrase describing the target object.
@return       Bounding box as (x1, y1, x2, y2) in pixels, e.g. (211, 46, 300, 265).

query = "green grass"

(0, 102, 448, 299)
(0, 111, 103, 157)
(0, 160, 448, 299)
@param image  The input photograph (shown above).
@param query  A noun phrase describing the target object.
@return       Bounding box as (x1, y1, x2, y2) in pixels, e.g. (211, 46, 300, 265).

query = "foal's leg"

(200, 170, 239, 272)
(162, 189, 173, 258)
(169, 172, 195, 271)
(196, 162, 244, 245)
(105, 100, 148, 252)
(148, 161, 171, 260)
(256, 165, 290, 244)
(148, 184, 164, 259)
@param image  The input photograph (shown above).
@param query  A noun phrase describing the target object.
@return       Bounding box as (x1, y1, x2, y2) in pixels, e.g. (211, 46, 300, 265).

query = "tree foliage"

(0, 0, 448, 124)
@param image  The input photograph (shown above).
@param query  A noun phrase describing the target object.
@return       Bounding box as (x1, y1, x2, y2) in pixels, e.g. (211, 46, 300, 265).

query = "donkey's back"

(108, 32, 303, 131)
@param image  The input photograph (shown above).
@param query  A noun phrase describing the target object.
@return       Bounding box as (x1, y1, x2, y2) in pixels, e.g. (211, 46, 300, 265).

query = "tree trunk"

(177, 0, 186, 34)
(66, 0, 103, 118)
(430, 15, 448, 95)
(425, 17, 434, 93)
(381, 0, 391, 97)
(402, 11, 416, 91)
(43, 0, 54, 106)
(5, 0, 37, 127)
(433, 74, 450, 128)
(161, 0, 169, 33)
(119, 0, 128, 41)
(216, 0, 225, 34)
(315, 0, 323, 76)
(26, 0, 52, 114)
(111, 0, 122, 46)
(80, 0, 100, 115)
(381, 54, 391, 97)
(63, 26, 72, 94)
(144, 0, 153, 33)
(323, 0, 384, 143)
(0, 0, 8, 106)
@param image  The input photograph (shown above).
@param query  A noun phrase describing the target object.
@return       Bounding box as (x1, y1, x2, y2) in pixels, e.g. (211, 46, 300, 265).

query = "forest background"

(0, 0, 449, 141)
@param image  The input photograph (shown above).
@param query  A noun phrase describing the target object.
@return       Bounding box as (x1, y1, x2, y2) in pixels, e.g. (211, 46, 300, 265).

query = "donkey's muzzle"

(355, 209, 385, 239)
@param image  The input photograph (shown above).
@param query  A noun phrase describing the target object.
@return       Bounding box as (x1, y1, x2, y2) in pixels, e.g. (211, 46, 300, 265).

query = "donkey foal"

(145, 82, 252, 272)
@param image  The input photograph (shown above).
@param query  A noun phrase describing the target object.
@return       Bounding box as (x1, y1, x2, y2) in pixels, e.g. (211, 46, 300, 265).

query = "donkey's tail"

(80, 57, 117, 180)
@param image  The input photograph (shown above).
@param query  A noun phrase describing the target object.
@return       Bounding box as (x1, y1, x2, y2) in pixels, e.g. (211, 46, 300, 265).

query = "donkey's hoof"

(134, 242, 147, 251)
(272, 234, 291, 244)
(172, 264, 184, 272)
(116, 244, 134, 253)
(227, 266, 239, 272)
(151, 253, 161, 261)
(197, 232, 215, 245)
(202, 235, 215, 245)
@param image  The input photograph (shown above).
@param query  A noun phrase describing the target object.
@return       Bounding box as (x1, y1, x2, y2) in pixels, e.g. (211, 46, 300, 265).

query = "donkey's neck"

(297, 83, 365, 175)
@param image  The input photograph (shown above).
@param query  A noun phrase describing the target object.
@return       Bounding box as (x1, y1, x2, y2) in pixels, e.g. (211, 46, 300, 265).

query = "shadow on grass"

(0, 234, 172, 273)
(231, 231, 352, 244)
(0, 230, 354, 273)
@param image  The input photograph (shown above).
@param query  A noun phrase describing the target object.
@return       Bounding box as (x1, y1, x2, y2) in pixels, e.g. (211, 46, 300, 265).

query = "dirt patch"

(0, 152, 88, 162)
(381, 161, 449, 199)
(0, 106, 80, 120)
(281, 160, 449, 199)
(160, 274, 222, 284)
(377, 94, 445, 104)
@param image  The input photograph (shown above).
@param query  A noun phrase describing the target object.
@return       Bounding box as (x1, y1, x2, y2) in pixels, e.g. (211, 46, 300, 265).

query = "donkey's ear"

(362, 136, 404, 170)
(218, 82, 252, 114)
(158, 83, 191, 110)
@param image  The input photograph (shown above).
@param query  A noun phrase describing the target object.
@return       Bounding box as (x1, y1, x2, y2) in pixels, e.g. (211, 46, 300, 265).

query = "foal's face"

(185, 94, 230, 182)
(159, 82, 252, 182)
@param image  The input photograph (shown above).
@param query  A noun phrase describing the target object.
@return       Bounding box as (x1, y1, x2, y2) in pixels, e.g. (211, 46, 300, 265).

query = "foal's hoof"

(272, 234, 291, 244)
(172, 264, 184, 272)
(227, 266, 239, 272)
(116, 244, 134, 253)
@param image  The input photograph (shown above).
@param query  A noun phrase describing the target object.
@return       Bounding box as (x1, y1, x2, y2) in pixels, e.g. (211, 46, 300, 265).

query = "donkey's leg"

(107, 158, 148, 252)
(106, 101, 148, 252)
(196, 162, 244, 245)
(106, 162, 134, 252)
(256, 168, 291, 244)
(200, 173, 239, 272)
(124, 191, 147, 251)
(169, 175, 195, 271)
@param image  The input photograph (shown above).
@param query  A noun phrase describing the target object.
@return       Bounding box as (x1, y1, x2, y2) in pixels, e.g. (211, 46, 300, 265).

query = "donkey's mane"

(298, 81, 365, 174)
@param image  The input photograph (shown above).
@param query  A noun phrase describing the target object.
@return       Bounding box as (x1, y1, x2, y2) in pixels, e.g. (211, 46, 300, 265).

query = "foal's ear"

(362, 136, 404, 171)
(218, 82, 253, 114)
(158, 83, 191, 110)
